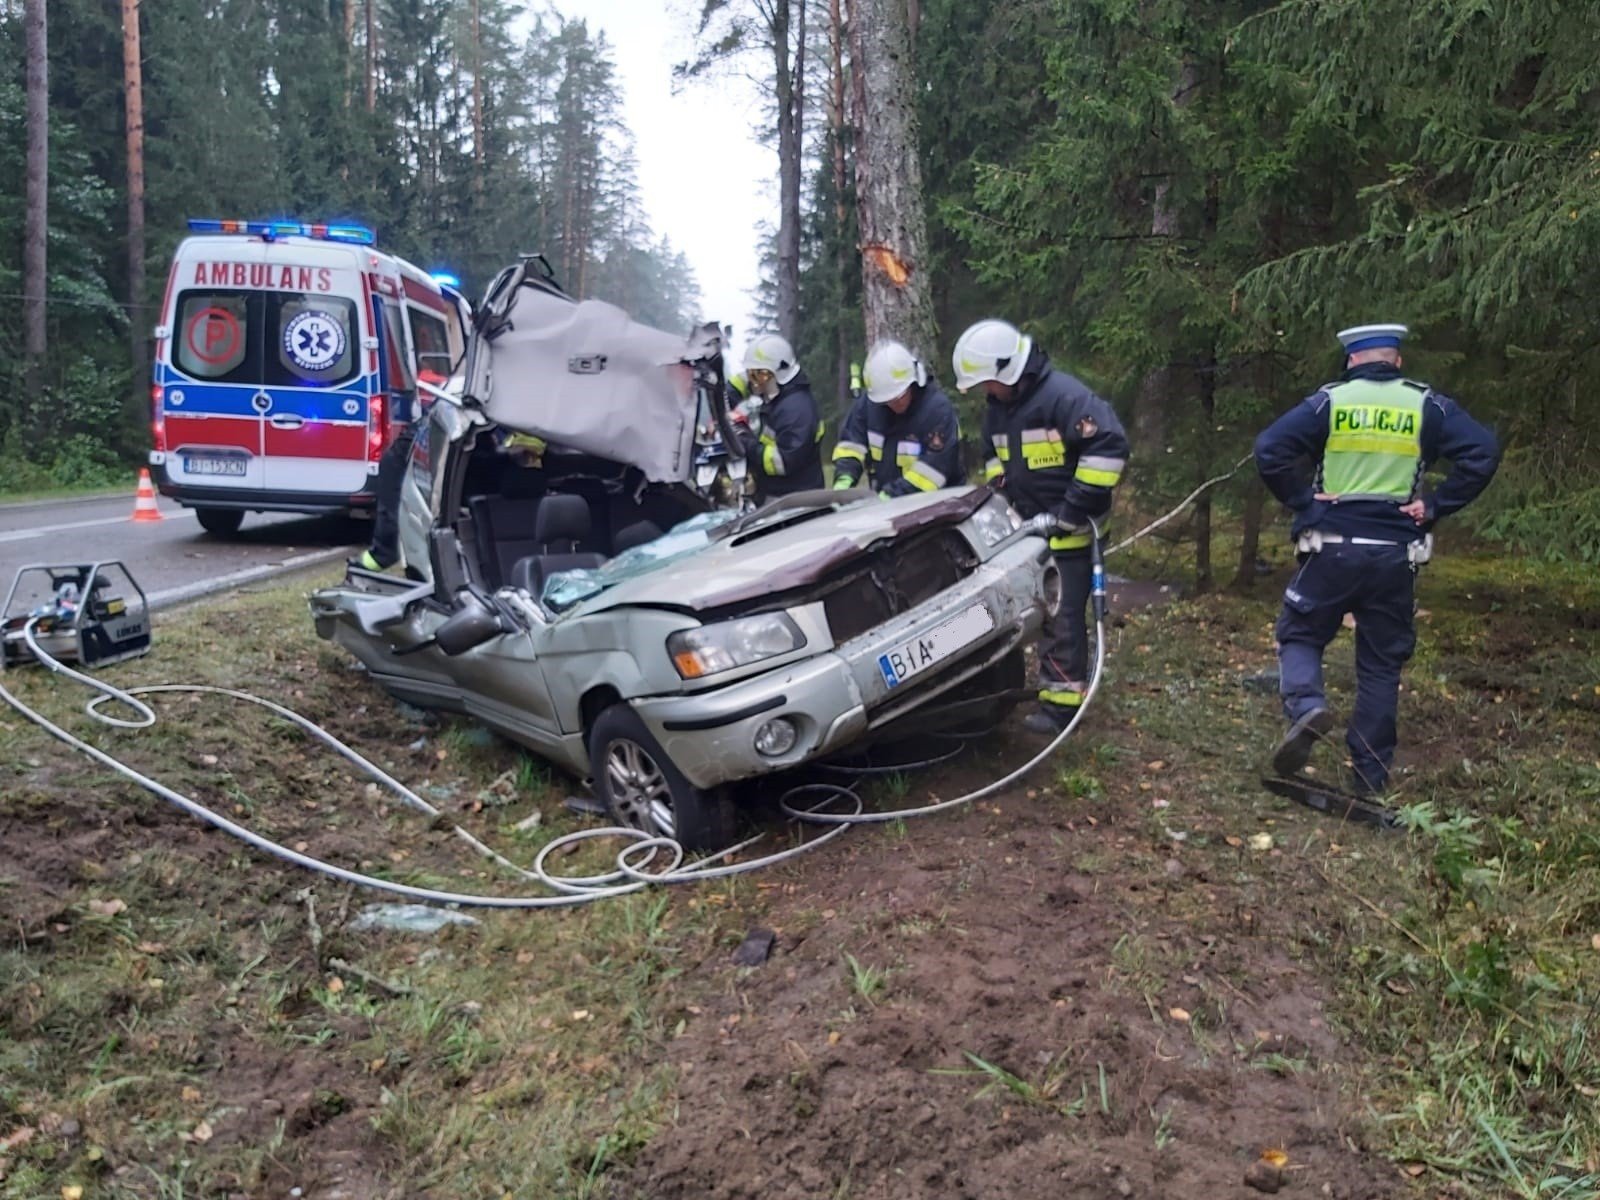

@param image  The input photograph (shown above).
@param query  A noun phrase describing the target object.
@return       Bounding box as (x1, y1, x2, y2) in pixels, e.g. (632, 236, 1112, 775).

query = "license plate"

(184, 455, 247, 477)
(877, 603, 994, 689)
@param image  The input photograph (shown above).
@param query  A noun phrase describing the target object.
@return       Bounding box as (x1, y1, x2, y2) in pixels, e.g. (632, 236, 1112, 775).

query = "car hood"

(559, 487, 990, 616)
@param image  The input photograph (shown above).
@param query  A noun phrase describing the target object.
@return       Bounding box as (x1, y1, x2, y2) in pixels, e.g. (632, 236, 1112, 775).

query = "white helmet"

(743, 333, 800, 385)
(952, 319, 1032, 391)
(863, 339, 927, 404)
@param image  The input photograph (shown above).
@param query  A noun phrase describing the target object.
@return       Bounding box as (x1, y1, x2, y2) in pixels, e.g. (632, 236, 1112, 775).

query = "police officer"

(1255, 323, 1500, 794)
(736, 333, 825, 499)
(832, 340, 964, 495)
(953, 319, 1130, 736)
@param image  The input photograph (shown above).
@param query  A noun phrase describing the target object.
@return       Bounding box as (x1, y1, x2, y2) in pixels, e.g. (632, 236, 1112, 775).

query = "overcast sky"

(562, 0, 771, 357)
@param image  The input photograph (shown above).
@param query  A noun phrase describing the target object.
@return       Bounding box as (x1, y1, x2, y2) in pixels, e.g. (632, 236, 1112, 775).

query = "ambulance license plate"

(877, 603, 993, 689)
(184, 455, 247, 477)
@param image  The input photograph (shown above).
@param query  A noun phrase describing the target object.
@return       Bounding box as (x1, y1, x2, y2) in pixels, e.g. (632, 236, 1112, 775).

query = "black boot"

(1271, 707, 1333, 777)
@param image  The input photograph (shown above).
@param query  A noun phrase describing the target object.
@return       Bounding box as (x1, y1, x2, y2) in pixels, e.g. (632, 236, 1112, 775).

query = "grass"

(0, 566, 751, 1198)
(4, 538, 1599, 1197)
(1103, 539, 1600, 1198)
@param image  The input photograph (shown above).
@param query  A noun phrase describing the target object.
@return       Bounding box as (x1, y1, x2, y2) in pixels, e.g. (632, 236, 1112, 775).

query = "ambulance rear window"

(171, 289, 361, 389)
(265, 294, 359, 388)
(174, 292, 251, 383)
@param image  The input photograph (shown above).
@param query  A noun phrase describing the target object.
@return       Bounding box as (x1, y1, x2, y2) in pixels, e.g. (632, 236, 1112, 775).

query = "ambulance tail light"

(368, 394, 387, 461)
(150, 384, 167, 453)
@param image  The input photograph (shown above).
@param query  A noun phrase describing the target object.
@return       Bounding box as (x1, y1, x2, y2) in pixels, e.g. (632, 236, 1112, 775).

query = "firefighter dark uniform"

(832, 381, 965, 495)
(742, 370, 825, 498)
(981, 344, 1129, 726)
(1255, 323, 1500, 794)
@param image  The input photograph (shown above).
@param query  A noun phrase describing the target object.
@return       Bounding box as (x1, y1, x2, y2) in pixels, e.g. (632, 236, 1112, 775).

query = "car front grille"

(822, 529, 976, 644)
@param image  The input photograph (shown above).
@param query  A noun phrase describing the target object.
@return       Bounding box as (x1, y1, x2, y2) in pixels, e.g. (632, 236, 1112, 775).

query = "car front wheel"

(195, 507, 244, 537)
(588, 703, 737, 852)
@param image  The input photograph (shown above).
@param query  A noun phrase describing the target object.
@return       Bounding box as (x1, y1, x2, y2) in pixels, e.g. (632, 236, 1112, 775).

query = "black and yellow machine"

(2, 563, 152, 670)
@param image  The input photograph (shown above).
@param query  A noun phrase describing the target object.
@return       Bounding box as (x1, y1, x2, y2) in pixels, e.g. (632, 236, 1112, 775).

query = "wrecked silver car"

(311, 260, 1059, 848)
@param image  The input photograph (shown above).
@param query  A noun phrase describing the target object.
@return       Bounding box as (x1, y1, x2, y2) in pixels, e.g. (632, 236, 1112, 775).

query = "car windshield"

(541, 510, 739, 612)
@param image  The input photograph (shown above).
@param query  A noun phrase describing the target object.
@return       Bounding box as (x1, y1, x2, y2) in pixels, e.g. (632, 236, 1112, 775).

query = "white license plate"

(184, 455, 247, 477)
(877, 603, 994, 689)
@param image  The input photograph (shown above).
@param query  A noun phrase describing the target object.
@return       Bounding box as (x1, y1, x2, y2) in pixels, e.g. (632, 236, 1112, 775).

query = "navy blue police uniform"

(1254, 325, 1499, 793)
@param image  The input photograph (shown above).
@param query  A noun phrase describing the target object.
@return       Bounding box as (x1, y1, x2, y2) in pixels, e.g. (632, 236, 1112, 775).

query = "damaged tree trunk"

(850, 0, 935, 356)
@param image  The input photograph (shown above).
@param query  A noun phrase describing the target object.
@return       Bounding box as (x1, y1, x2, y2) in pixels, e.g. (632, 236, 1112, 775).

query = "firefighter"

(953, 319, 1130, 736)
(736, 333, 825, 499)
(832, 340, 963, 495)
(1255, 323, 1500, 795)
(356, 365, 448, 572)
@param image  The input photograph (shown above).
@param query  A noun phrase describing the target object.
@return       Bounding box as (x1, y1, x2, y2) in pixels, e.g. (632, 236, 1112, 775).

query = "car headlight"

(969, 494, 1024, 548)
(668, 613, 806, 679)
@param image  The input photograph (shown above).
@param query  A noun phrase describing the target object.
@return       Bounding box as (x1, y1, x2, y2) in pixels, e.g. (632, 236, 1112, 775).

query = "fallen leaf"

(1225, 836, 1244, 848)
(1169, 1007, 1191, 1022)
(827, 1031, 842, 1045)
(1401, 1163, 1426, 1178)
(86, 898, 126, 917)
(61, 1188, 84, 1200)
(1248, 833, 1274, 852)
(1384, 978, 1413, 996)
(1260, 1148, 1290, 1169)
(181, 1086, 202, 1103)
(200, 754, 218, 766)
(570, 1009, 592, 1022)
(1, 1127, 36, 1152)
(1146, 760, 1166, 771)
(326, 976, 345, 994)
(136, 941, 166, 954)
(191, 1120, 213, 1143)
(1591, 934, 1600, 952)
(515, 950, 535, 965)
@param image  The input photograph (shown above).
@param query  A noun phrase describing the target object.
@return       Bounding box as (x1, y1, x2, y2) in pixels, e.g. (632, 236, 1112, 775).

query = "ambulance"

(149, 218, 470, 535)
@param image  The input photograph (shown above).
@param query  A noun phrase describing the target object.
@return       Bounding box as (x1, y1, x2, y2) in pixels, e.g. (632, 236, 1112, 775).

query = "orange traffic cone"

(131, 468, 164, 522)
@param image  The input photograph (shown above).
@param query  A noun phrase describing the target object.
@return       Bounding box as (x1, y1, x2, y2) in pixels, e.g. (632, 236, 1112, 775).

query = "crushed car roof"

(463, 264, 720, 485)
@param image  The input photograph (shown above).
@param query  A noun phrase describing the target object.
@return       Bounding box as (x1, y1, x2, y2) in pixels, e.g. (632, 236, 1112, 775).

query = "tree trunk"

(364, 0, 376, 113)
(772, 0, 802, 341)
(829, 0, 850, 407)
(343, 0, 357, 107)
(1194, 355, 1215, 593)
(23, 0, 48, 399)
(852, 0, 935, 356)
(123, 0, 147, 410)
(1230, 475, 1266, 592)
(471, 0, 484, 204)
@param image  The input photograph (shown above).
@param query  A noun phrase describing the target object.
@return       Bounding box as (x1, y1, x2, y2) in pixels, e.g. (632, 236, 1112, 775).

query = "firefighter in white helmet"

(953, 319, 1130, 735)
(832, 339, 964, 495)
(736, 333, 825, 499)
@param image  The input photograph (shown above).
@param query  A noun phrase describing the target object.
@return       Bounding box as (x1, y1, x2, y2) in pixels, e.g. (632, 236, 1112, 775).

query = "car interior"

(451, 428, 707, 598)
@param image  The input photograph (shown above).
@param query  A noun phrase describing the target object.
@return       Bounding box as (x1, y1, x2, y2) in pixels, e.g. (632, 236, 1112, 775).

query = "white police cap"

(1336, 324, 1409, 352)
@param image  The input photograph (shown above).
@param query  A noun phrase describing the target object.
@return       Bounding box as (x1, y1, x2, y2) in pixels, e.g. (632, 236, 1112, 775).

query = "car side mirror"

(435, 591, 504, 656)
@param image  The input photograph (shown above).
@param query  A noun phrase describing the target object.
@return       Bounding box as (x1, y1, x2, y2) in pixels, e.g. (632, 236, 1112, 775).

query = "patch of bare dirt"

(612, 740, 1401, 1200)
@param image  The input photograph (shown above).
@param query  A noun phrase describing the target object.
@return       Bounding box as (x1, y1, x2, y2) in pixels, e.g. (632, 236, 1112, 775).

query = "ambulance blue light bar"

(430, 272, 462, 288)
(186, 218, 377, 246)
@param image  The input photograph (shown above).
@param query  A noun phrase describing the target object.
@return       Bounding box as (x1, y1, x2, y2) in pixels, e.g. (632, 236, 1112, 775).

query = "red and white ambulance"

(149, 219, 469, 535)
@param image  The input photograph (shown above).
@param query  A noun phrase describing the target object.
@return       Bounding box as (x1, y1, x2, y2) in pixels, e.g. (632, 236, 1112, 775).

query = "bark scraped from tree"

(852, 0, 935, 357)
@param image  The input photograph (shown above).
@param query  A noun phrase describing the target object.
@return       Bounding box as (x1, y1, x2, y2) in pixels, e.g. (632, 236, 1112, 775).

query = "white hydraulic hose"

(2, 468, 1243, 908)
(1, 618, 854, 908)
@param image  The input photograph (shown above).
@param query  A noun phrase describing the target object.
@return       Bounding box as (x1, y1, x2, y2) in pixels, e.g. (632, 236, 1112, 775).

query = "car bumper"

(150, 462, 376, 515)
(632, 537, 1053, 789)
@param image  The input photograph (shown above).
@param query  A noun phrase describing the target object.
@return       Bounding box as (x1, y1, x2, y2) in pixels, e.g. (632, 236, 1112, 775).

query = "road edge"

(148, 547, 351, 611)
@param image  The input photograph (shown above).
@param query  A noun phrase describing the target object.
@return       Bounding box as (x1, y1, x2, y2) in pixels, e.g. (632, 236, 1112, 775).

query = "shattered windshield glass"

(540, 510, 740, 611)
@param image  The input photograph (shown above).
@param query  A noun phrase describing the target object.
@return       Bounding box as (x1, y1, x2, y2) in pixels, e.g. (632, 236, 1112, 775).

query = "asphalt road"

(0, 491, 363, 611)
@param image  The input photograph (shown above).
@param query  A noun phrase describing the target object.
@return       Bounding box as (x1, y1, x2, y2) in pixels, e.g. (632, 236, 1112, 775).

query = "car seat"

(466, 494, 542, 590)
(509, 494, 606, 597)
